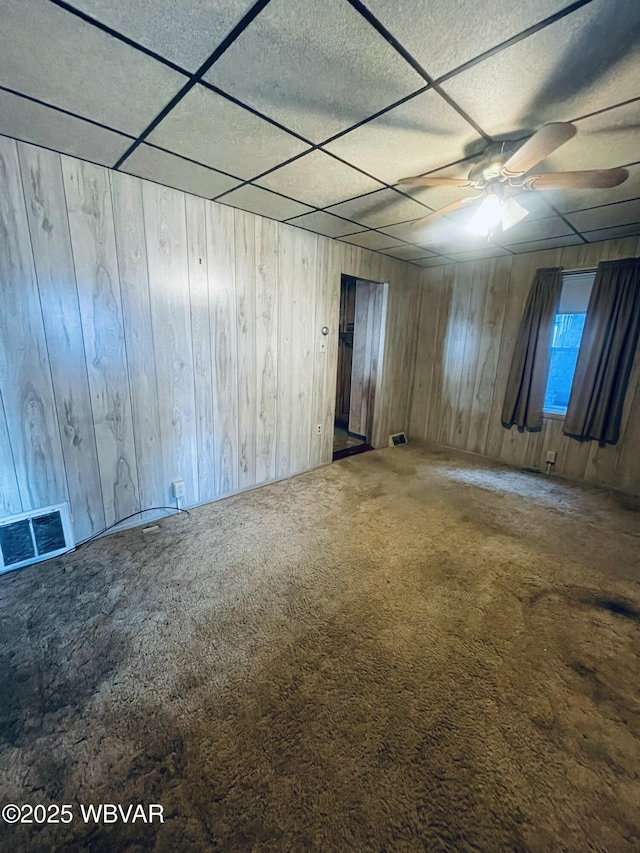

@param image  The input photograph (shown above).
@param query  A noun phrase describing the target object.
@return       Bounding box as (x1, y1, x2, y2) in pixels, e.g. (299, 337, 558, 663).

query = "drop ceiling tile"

(0, 0, 186, 136)
(441, 0, 640, 137)
(411, 256, 453, 268)
(324, 89, 483, 184)
(120, 144, 240, 198)
(507, 235, 584, 253)
(147, 85, 310, 179)
(496, 215, 573, 246)
(257, 150, 385, 208)
(363, 0, 568, 79)
(217, 184, 313, 220)
(326, 189, 432, 229)
(379, 244, 435, 261)
(566, 198, 640, 232)
(66, 0, 257, 72)
(583, 223, 640, 242)
(338, 232, 403, 251)
(447, 247, 513, 262)
(205, 0, 424, 143)
(289, 212, 365, 239)
(0, 92, 132, 167)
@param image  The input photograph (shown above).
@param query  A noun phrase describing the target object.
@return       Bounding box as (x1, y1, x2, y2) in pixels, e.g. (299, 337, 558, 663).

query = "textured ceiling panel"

(379, 244, 435, 260)
(507, 234, 584, 253)
(566, 198, 640, 232)
(217, 184, 314, 220)
(583, 223, 640, 242)
(147, 85, 310, 179)
(495, 215, 573, 245)
(0, 0, 186, 136)
(66, 0, 257, 72)
(324, 89, 482, 184)
(447, 247, 513, 262)
(339, 231, 403, 251)
(257, 150, 385, 207)
(120, 144, 240, 198)
(288, 211, 365, 238)
(0, 93, 132, 167)
(441, 0, 640, 138)
(326, 188, 432, 228)
(205, 0, 424, 143)
(411, 256, 452, 267)
(362, 0, 568, 79)
(1, 0, 637, 249)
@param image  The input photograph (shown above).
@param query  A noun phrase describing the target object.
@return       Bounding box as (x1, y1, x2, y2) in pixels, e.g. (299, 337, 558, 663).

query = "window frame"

(542, 269, 596, 419)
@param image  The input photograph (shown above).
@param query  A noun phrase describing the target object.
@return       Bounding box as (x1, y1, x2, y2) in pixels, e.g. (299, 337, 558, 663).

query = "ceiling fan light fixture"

(501, 196, 530, 232)
(465, 194, 502, 236)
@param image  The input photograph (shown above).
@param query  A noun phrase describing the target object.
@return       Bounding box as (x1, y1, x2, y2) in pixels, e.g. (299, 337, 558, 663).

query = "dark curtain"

(502, 267, 563, 431)
(564, 257, 640, 445)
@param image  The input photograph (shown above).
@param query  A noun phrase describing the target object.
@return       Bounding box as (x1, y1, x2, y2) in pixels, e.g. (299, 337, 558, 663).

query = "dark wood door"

(335, 275, 356, 427)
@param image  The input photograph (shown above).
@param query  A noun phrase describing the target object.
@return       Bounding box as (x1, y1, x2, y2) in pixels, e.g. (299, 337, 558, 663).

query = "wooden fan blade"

(526, 168, 630, 190)
(502, 123, 577, 177)
(405, 196, 478, 233)
(397, 175, 473, 188)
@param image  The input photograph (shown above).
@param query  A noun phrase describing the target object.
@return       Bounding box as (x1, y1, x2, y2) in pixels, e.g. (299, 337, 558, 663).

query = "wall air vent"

(389, 432, 408, 447)
(0, 503, 74, 575)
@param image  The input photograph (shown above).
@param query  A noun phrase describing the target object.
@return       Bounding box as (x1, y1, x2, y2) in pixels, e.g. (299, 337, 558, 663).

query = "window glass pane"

(544, 313, 586, 415)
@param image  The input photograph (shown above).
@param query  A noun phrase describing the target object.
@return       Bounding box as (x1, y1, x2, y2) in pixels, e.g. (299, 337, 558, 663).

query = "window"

(543, 271, 596, 416)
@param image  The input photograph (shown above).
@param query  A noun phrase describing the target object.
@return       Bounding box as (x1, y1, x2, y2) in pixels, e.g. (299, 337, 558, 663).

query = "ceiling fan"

(397, 122, 629, 238)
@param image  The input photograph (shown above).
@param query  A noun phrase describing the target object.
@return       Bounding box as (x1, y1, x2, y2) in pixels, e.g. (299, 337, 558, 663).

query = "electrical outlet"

(546, 450, 557, 464)
(317, 340, 327, 354)
(172, 479, 186, 500)
(316, 424, 322, 435)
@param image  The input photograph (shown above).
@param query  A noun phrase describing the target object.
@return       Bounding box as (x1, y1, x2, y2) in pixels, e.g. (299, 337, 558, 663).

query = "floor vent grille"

(0, 503, 74, 574)
(389, 432, 408, 447)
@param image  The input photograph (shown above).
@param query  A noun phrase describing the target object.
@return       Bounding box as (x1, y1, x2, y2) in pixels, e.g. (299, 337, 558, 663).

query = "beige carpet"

(1, 445, 639, 852)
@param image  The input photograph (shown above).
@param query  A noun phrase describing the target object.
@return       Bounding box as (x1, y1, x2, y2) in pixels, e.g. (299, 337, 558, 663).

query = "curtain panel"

(564, 257, 640, 445)
(502, 267, 563, 431)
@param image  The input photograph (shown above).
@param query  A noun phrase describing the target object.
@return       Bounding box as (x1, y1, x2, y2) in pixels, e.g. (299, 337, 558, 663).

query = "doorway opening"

(333, 274, 386, 461)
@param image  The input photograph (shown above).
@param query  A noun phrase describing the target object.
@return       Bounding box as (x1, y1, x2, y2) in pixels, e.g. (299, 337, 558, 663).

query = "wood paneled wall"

(0, 136, 421, 541)
(409, 237, 640, 495)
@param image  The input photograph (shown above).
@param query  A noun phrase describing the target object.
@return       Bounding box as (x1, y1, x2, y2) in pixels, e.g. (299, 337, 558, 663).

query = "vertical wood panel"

(0, 389, 22, 515)
(409, 273, 439, 441)
(19, 142, 104, 540)
(276, 227, 295, 478)
(234, 210, 257, 489)
(426, 266, 455, 443)
(451, 261, 490, 450)
(63, 156, 139, 526)
(142, 181, 198, 507)
(467, 256, 511, 455)
(290, 230, 317, 473)
(185, 194, 216, 503)
(0, 137, 68, 513)
(438, 264, 473, 447)
(110, 170, 165, 512)
(206, 201, 239, 497)
(314, 238, 342, 465)
(255, 217, 279, 484)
